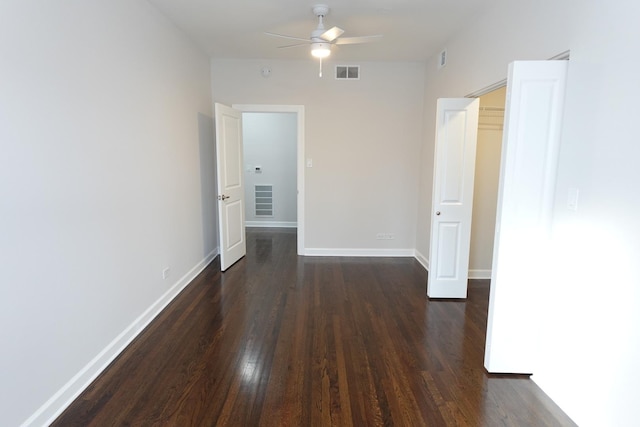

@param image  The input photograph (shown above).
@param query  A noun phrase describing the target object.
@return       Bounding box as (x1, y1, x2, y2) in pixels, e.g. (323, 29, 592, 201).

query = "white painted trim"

(469, 269, 491, 279)
(305, 248, 415, 257)
(466, 80, 507, 98)
(25, 249, 219, 427)
(413, 250, 488, 278)
(548, 50, 570, 60)
(414, 249, 430, 271)
(246, 221, 297, 228)
(232, 104, 305, 256)
(466, 52, 569, 99)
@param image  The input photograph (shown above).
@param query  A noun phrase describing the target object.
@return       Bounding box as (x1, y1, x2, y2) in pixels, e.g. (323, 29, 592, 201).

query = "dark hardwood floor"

(52, 228, 575, 426)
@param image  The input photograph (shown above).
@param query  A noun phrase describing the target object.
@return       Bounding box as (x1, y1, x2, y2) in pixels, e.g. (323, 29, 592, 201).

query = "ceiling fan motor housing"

(311, 28, 325, 40)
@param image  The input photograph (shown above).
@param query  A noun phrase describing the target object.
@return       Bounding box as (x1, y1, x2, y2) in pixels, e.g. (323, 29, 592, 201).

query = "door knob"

(436, 211, 441, 216)
(218, 194, 230, 201)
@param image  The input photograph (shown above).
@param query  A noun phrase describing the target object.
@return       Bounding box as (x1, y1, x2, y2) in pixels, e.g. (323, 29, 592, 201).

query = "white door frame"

(232, 104, 305, 255)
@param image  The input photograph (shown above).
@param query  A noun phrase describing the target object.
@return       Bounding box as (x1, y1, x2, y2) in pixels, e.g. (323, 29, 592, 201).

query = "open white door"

(427, 98, 480, 298)
(484, 61, 568, 374)
(215, 103, 246, 271)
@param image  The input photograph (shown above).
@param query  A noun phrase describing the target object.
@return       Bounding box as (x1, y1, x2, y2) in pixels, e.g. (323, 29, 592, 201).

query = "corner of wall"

(414, 249, 429, 272)
(24, 252, 218, 427)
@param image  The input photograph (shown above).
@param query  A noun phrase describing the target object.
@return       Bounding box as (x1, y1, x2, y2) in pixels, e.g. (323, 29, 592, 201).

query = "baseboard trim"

(246, 221, 297, 228)
(24, 249, 219, 427)
(304, 248, 415, 257)
(469, 269, 491, 279)
(414, 249, 429, 272)
(412, 251, 490, 279)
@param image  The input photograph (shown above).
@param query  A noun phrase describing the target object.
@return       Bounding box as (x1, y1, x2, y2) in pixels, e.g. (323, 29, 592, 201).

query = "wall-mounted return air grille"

(255, 185, 273, 217)
(335, 65, 360, 80)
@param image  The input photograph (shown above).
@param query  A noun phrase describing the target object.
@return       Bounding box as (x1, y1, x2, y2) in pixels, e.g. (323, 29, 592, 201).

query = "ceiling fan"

(265, 4, 383, 76)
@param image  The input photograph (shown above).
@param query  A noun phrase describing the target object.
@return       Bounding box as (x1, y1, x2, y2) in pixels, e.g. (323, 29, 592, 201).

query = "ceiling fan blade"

(334, 35, 383, 45)
(264, 32, 310, 43)
(320, 26, 345, 42)
(278, 42, 310, 49)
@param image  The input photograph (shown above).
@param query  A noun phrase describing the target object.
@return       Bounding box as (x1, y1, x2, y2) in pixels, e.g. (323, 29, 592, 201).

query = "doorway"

(232, 104, 305, 255)
(467, 52, 570, 281)
(469, 86, 506, 279)
(242, 112, 297, 228)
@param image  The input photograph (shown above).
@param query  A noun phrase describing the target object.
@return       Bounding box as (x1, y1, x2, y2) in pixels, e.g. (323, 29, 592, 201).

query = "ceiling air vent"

(335, 65, 360, 80)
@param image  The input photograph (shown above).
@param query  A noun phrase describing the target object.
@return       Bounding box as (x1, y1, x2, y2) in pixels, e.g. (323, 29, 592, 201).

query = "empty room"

(2, 1, 639, 426)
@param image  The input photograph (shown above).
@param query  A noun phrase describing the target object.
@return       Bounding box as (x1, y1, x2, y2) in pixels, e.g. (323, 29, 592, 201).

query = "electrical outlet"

(376, 233, 395, 240)
(162, 267, 170, 280)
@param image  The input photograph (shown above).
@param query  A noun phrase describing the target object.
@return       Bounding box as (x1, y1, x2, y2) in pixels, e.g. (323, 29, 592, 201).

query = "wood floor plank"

(51, 228, 576, 426)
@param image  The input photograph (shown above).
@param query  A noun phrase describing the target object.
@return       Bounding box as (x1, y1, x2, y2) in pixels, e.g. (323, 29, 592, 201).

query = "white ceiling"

(147, 0, 501, 62)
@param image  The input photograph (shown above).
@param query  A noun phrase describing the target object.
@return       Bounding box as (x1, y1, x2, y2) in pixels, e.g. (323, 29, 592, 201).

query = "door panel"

(215, 103, 246, 271)
(222, 114, 242, 187)
(427, 98, 480, 298)
(441, 111, 467, 203)
(224, 200, 244, 248)
(435, 222, 461, 279)
(484, 61, 568, 374)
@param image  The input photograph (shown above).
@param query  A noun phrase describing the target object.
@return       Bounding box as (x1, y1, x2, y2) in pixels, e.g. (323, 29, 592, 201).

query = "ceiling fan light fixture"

(311, 42, 331, 58)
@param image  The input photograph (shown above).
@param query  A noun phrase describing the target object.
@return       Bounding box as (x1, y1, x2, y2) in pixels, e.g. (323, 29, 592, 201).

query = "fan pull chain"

(319, 57, 323, 78)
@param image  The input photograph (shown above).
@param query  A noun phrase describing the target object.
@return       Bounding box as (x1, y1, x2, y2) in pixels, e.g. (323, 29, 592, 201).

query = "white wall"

(417, 0, 640, 425)
(0, 1, 215, 425)
(213, 59, 425, 255)
(243, 113, 297, 226)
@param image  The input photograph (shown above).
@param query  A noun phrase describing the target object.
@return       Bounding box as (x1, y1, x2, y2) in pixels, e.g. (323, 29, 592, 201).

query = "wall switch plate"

(162, 267, 170, 280)
(306, 158, 313, 168)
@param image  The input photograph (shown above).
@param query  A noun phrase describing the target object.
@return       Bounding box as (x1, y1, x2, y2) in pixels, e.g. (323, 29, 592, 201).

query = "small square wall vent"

(335, 65, 360, 80)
